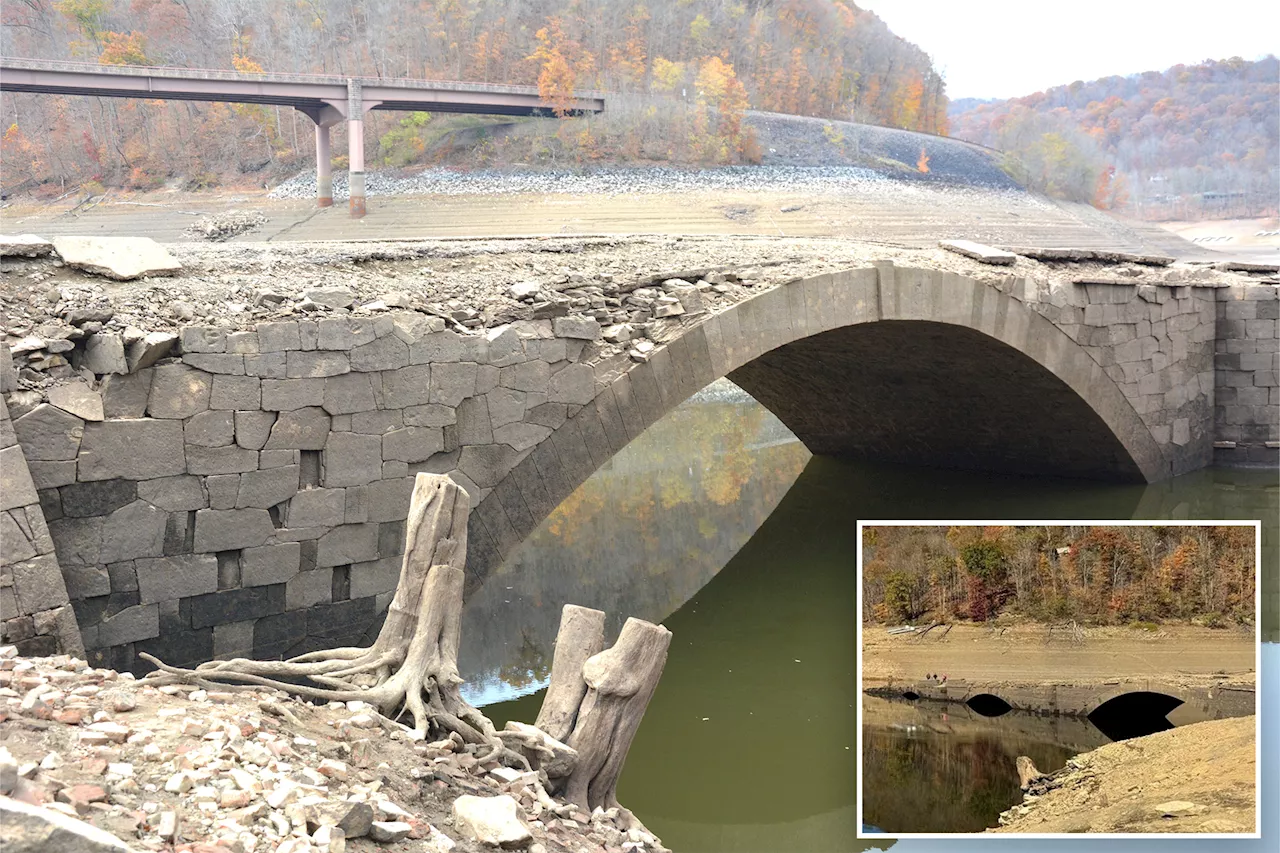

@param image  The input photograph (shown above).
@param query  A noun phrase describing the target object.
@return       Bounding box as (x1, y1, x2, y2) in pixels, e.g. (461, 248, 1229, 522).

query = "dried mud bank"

(0, 648, 667, 853)
(990, 715, 1257, 834)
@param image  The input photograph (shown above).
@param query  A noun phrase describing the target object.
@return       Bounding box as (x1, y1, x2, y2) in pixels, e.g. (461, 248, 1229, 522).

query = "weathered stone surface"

(939, 240, 1017, 265)
(379, 364, 432, 408)
(232, 410, 275, 450)
(136, 554, 218, 605)
(492, 422, 552, 452)
(323, 373, 378, 415)
(0, 234, 54, 258)
(1, 511, 38, 565)
(188, 586, 281, 630)
(351, 410, 402, 435)
(547, 363, 596, 405)
(285, 568, 332, 610)
(79, 420, 185, 481)
(366, 478, 413, 522)
(100, 500, 167, 563)
(59, 479, 136, 517)
(179, 327, 223, 353)
(451, 795, 531, 849)
(147, 365, 213, 419)
(351, 335, 409, 371)
(0, 445, 38, 511)
(287, 351, 350, 378)
(47, 382, 104, 422)
(62, 564, 111, 600)
(316, 523, 380, 567)
(499, 361, 551, 393)
(261, 378, 324, 411)
(96, 603, 159, 645)
(137, 475, 205, 511)
(240, 543, 301, 587)
(553, 316, 601, 340)
(256, 321, 302, 352)
(125, 331, 177, 372)
(82, 333, 128, 375)
(27, 460, 77, 490)
(286, 488, 347, 528)
(10, 554, 69, 613)
(184, 410, 235, 447)
(264, 407, 330, 450)
(457, 444, 519, 489)
(430, 362, 478, 407)
(186, 444, 258, 475)
(53, 236, 181, 280)
(47, 516, 103, 567)
(0, 794, 133, 852)
(322, 432, 382, 487)
(210, 375, 260, 410)
(100, 372, 152, 419)
(237, 465, 299, 508)
(14, 404, 84, 461)
(381, 426, 444, 462)
(192, 509, 273, 552)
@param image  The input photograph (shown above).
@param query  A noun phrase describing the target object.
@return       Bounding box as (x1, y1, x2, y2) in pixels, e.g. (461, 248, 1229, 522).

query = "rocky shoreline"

(1, 647, 668, 852)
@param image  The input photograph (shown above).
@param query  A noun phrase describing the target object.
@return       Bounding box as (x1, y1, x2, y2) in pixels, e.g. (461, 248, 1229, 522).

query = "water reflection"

(458, 379, 1276, 852)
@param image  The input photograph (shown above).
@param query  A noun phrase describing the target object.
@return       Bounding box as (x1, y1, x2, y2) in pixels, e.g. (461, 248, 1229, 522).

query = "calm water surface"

(456, 381, 1277, 852)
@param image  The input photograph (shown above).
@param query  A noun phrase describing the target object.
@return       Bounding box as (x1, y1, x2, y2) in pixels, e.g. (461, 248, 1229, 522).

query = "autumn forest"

(862, 525, 1257, 629)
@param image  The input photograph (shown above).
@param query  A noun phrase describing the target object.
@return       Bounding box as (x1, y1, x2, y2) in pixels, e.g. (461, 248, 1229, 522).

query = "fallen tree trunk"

(139, 474, 515, 761)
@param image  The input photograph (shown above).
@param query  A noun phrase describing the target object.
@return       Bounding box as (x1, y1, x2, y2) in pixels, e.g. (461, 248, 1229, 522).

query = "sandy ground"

(990, 715, 1257, 834)
(860, 623, 1257, 688)
(1156, 216, 1280, 262)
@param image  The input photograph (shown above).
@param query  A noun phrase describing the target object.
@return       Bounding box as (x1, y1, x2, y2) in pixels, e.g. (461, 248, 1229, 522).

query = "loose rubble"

(0, 647, 670, 852)
(182, 212, 269, 243)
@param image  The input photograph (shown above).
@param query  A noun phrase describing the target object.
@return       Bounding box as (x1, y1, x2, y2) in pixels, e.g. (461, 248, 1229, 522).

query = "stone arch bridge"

(5, 262, 1274, 665)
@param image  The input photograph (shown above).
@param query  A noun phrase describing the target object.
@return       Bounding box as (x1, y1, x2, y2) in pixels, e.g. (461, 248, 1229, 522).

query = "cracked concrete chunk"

(0, 234, 54, 258)
(52, 236, 181, 280)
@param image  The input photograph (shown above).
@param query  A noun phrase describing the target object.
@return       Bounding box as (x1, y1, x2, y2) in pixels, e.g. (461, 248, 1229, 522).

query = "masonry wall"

(1212, 284, 1280, 467)
(0, 396, 82, 657)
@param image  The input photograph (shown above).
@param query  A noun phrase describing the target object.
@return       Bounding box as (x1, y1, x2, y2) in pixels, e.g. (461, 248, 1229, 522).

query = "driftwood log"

(139, 474, 518, 763)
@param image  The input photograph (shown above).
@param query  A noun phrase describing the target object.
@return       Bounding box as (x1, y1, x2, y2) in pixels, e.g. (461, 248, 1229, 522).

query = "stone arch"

(463, 264, 1167, 584)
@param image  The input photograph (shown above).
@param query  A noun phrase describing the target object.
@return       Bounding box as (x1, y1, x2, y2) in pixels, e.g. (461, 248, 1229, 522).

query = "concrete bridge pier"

(347, 80, 366, 219)
(314, 123, 333, 207)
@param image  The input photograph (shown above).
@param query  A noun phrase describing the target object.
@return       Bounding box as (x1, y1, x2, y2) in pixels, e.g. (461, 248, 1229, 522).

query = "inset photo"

(856, 522, 1260, 839)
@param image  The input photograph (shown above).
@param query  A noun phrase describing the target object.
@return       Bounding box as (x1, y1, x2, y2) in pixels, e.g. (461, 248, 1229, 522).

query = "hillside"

(947, 56, 1280, 220)
(1, 0, 949, 196)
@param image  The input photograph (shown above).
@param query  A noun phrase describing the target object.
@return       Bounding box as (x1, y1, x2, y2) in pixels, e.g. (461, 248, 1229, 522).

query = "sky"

(862, 0, 1280, 100)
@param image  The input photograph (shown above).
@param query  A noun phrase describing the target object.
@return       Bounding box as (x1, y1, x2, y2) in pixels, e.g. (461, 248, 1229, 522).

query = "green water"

(458, 384, 1277, 852)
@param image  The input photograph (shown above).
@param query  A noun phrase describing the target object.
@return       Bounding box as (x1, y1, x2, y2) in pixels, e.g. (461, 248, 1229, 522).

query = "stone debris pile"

(182, 212, 269, 243)
(0, 647, 669, 853)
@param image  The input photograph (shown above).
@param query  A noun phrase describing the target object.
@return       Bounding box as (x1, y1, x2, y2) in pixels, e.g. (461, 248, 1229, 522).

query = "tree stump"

(534, 604, 606, 741)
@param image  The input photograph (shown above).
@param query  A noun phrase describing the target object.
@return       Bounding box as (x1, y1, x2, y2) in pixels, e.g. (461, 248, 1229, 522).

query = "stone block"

(403, 403, 455, 427)
(186, 445, 258, 475)
(184, 410, 235, 447)
(382, 426, 444, 462)
(411, 330, 481, 363)
(430, 363, 478, 407)
(184, 353, 245, 375)
(59, 479, 136, 517)
(188, 586, 283, 630)
(323, 373, 378, 415)
(135, 626, 212, 671)
(457, 444, 519, 490)
(264, 406, 330, 450)
(286, 488, 347, 528)
(349, 557, 401, 599)
(79, 419, 187, 481)
(82, 332, 129, 375)
(287, 351, 350, 378)
(207, 475, 239, 511)
(547, 363, 596, 405)
(100, 371, 153, 419)
(62, 564, 111, 600)
(351, 335, 409, 371)
(136, 475, 205, 511)
(367, 478, 413, 522)
(96, 603, 159, 646)
(306, 596, 376, 645)
(237, 465, 299, 509)
(9, 554, 69, 614)
(492, 422, 552, 452)
(485, 326, 527, 367)
(379, 365, 432, 408)
(0, 445, 38, 511)
(486, 388, 526, 428)
(344, 485, 367, 523)
(147, 364, 212, 419)
(261, 378, 324, 411)
(241, 543, 301, 587)
(234, 410, 276, 450)
(256, 321, 301, 352)
(180, 327, 226, 353)
(259, 449, 299, 469)
(135, 554, 218, 605)
(254, 609, 307, 659)
(351, 410, 403, 435)
(286, 568, 333, 610)
(1, 509, 37, 565)
(322, 433, 382, 487)
(107, 560, 137, 592)
(193, 509, 273, 552)
(499, 361, 551, 393)
(210, 376, 260, 410)
(553, 316, 601, 340)
(317, 317, 375, 350)
(100, 500, 167, 563)
(213, 620, 255, 660)
(316, 523, 380, 567)
(13, 404, 83, 461)
(245, 351, 287, 379)
(225, 331, 259, 354)
(47, 381, 104, 421)
(47, 516, 103, 566)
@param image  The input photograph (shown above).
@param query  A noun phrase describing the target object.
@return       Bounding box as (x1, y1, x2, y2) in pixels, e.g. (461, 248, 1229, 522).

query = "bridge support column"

(347, 80, 366, 219)
(315, 123, 332, 207)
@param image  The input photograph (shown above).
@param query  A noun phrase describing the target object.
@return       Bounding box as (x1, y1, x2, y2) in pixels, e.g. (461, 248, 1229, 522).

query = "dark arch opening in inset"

(902, 691, 921, 701)
(966, 693, 1013, 717)
(1088, 691, 1185, 741)
(729, 320, 1148, 482)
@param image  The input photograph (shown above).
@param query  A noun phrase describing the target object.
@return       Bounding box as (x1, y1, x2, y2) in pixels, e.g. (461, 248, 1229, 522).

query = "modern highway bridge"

(0, 58, 605, 217)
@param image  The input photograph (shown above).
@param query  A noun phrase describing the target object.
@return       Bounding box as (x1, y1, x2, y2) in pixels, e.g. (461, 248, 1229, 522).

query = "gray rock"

(1, 510, 38, 565)
(302, 287, 356, 310)
(210, 376, 261, 411)
(82, 333, 128, 375)
(96, 603, 159, 645)
(403, 403, 456, 427)
(1, 346, 17, 393)
(316, 523, 380, 567)
(9, 554, 69, 614)
(369, 822, 413, 844)
(261, 378, 324, 410)
(379, 365, 432, 408)
(100, 371, 153, 419)
(317, 318, 375, 350)
(237, 465, 299, 508)
(179, 327, 225, 354)
(285, 568, 332, 609)
(234, 410, 276, 450)
(349, 556, 401, 598)
(264, 407, 330, 450)
(125, 331, 177, 372)
(184, 411, 234, 447)
(147, 365, 212, 419)
(100, 500, 167, 563)
(79, 419, 186, 481)
(137, 475, 205, 511)
(547, 363, 596, 405)
(14, 404, 84, 461)
(322, 432, 382, 487)
(287, 351, 350, 378)
(451, 795, 531, 849)
(323, 373, 378, 415)
(193, 509, 274, 552)
(62, 564, 111, 600)
(0, 795, 133, 853)
(286, 488, 347, 528)
(508, 281, 541, 300)
(457, 444, 519, 489)
(304, 800, 373, 838)
(0, 446, 38, 511)
(225, 331, 259, 354)
(350, 335, 409, 371)
(27, 461, 77, 490)
(59, 479, 136, 517)
(492, 422, 552, 452)
(47, 517, 103, 567)
(136, 554, 219, 605)
(430, 362, 478, 407)
(382, 427, 444, 462)
(0, 234, 55, 258)
(256, 321, 302, 352)
(553, 316, 601, 340)
(47, 382, 104, 421)
(186, 445, 258, 475)
(184, 353, 245, 375)
(240, 543, 301, 587)
(53, 236, 181, 280)
(499, 361, 551, 393)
